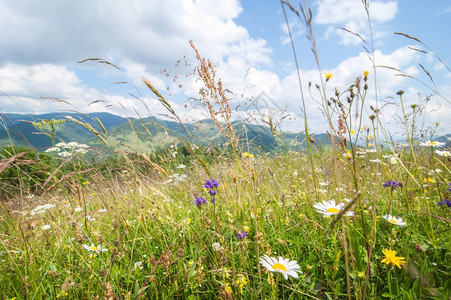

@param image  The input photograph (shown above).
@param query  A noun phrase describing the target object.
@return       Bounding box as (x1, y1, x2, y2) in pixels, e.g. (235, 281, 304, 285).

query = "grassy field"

(1, 141, 450, 299)
(1, 1, 450, 299)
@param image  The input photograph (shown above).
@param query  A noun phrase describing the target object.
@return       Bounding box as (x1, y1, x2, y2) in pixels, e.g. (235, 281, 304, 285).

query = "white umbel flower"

(313, 200, 354, 217)
(259, 255, 301, 280)
(382, 214, 407, 226)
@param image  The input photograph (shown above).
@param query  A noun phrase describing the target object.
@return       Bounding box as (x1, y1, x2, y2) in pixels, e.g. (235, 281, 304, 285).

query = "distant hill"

(0, 112, 128, 150)
(0, 112, 331, 153)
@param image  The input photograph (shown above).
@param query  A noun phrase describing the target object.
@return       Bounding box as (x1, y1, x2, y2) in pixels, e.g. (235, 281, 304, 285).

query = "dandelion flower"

(82, 244, 108, 253)
(381, 249, 406, 268)
(325, 72, 333, 80)
(313, 200, 354, 217)
(364, 70, 369, 78)
(382, 214, 407, 226)
(259, 255, 301, 280)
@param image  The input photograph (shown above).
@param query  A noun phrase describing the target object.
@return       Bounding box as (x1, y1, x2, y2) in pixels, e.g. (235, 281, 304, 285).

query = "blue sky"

(0, 0, 450, 136)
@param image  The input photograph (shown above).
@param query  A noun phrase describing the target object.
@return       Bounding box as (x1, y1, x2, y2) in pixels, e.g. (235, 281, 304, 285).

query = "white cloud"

(314, 0, 398, 45)
(0, 0, 274, 118)
(228, 44, 451, 135)
(0, 0, 269, 69)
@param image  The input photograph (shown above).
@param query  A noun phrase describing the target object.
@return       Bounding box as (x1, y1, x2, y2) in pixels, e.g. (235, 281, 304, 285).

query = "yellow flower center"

(272, 263, 287, 272)
(389, 219, 398, 224)
(90, 246, 98, 251)
(326, 207, 340, 214)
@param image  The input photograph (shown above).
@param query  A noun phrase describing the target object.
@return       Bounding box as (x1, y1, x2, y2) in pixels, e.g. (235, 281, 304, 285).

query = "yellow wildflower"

(364, 70, 369, 78)
(343, 151, 352, 158)
(325, 72, 333, 80)
(424, 177, 435, 184)
(236, 275, 248, 289)
(381, 249, 406, 268)
(226, 286, 232, 294)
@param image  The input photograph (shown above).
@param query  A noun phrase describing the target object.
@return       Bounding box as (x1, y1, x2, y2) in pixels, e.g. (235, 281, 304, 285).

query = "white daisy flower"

(382, 214, 407, 226)
(313, 200, 354, 217)
(82, 244, 108, 253)
(259, 255, 301, 280)
(389, 156, 397, 164)
(419, 140, 445, 147)
(435, 150, 451, 157)
(41, 224, 51, 230)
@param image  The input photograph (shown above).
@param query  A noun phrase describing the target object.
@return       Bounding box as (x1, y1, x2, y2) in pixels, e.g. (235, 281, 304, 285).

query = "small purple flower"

(209, 189, 217, 196)
(448, 183, 451, 192)
(203, 180, 213, 189)
(437, 199, 451, 207)
(383, 180, 399, 188)
(194, 196, 206, 206)
(211, 198, 216, 204)
(203, 178, 219, 189)
(211, 178, 219, 188)
(236, 231, 248, 239)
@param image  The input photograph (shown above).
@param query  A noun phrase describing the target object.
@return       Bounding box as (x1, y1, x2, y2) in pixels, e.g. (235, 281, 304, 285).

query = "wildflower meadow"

(1, 1, 450, 299)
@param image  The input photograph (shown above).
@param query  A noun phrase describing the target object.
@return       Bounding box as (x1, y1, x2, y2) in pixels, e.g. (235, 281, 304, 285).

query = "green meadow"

(1, 1, 450, 299)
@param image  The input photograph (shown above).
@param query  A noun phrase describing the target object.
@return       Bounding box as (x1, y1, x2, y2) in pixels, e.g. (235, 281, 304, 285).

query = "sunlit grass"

(1, 1, 450, 298)
(1, 143, 450, 298)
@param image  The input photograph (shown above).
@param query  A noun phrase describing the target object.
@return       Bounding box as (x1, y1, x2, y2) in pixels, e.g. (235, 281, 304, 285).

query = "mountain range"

(0, 112, 331, 153)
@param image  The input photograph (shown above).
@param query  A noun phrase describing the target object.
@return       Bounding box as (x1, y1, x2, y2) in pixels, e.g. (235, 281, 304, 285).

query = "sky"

(1, 0, 450, 137)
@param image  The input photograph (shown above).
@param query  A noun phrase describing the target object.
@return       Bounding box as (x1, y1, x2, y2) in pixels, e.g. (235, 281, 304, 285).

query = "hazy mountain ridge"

(1, 112, 332, 152)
